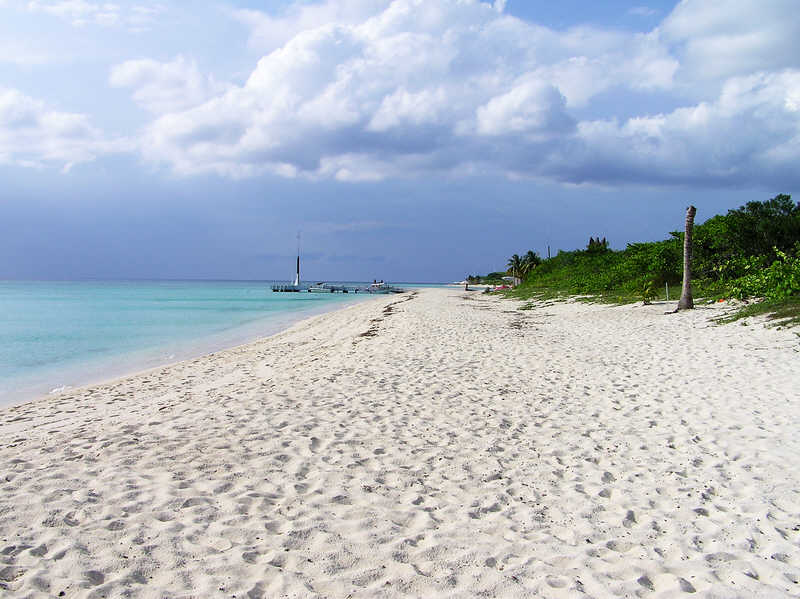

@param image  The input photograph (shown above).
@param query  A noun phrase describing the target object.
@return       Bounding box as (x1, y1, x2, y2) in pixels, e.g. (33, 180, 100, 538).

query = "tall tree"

(523, 250, 541, 272)
(518, 250, 540, 279)
(677, 205, 697, 310)
(506, 254, 523, 284)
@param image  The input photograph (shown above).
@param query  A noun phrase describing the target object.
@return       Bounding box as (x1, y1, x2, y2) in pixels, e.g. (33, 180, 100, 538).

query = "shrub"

(728, 246, 800, 300)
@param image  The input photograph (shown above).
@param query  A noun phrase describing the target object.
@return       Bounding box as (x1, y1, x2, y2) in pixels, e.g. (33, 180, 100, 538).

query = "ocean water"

(0, 280, 383, 407)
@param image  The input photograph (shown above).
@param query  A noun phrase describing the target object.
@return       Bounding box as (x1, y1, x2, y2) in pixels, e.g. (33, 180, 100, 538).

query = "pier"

(271, 283, 404, 294)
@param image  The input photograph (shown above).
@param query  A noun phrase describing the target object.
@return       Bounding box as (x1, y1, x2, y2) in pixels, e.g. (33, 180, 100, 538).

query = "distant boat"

(292, 232, 301, 287)
(365, 281, 403, 294)
(272, 233, 302, 292)
(307, 282, 327, 293)
(309, 282, 354, 293)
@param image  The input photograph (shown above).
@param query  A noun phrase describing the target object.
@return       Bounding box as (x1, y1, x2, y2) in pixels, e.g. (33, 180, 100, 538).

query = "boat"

(272, 233, 302, 292)
(309, 282, 351, 293)
(365, 281, 404, 294)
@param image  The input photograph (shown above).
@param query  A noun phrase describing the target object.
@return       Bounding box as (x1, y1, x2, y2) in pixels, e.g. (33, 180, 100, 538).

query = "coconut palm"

(506, 254, 523, 284)
(521, 250, 541, 277)
(677, 205, 697, 310)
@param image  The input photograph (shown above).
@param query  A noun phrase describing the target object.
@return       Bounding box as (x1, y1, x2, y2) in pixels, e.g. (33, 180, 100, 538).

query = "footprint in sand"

(154, 512, 174, 522)
(84, 570, 105, 586)
(264, 520, 288, 534)
(1, 544, 31, 557)
(63, 513, 80, 527)
(206, 537, 232, 552)
(606, 540, 633, 553)
(637, 575, 654, 591)
(213, 482, 233, 494)
(180, 497, 211, 508)
(0, 566, 26, 584)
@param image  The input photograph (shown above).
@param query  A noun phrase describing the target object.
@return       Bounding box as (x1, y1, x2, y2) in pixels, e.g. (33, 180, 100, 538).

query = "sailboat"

(271, 233, 302, 292)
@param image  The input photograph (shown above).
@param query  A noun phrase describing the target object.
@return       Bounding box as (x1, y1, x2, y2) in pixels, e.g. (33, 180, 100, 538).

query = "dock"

(271, 283, 404, 294)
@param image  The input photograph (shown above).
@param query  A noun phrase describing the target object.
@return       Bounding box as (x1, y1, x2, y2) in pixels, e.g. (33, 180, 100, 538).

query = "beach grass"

(510, 285, 800, 327)
(715, 295, 800, 328)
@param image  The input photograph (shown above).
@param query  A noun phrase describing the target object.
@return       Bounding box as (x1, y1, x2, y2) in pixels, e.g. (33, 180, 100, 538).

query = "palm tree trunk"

(677, 205, 697, 310)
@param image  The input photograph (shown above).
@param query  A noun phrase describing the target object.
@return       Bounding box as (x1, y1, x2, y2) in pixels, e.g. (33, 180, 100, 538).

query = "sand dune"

(1, 288, 799, 598)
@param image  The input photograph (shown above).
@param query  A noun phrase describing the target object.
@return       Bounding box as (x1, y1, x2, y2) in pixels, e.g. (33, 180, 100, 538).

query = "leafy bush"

(693, 194, 800, 278)
(639, 278, 657, 304)
(503, 194, 799, 308)
(727, 246, 800, 300)
(623, 239, 682, 286)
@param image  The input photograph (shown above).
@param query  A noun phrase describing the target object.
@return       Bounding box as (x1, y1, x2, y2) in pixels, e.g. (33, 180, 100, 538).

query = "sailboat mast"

(293, 231, 301, 286)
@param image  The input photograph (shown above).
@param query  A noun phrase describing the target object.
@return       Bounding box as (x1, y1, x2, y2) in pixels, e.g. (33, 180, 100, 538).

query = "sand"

(1, 287, 799, 598)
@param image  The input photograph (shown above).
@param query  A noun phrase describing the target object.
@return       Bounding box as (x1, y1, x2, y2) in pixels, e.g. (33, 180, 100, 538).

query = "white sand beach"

(1, 287, 799, 598)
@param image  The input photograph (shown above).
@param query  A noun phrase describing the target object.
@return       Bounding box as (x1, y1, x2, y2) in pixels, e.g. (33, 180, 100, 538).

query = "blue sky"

(1, 0, 798, 282)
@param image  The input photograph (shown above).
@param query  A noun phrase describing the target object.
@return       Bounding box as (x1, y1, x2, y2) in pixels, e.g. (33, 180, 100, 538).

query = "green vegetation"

(466, 271, 508, 285)
(715, 296, 800, 328)
(497, 194, 800, 324)
(468, 252, 541, 285)
(506, 251, 542, 282)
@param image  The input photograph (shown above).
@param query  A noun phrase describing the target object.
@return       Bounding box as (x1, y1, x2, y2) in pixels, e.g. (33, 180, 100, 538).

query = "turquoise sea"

(0, 280, 404, 407)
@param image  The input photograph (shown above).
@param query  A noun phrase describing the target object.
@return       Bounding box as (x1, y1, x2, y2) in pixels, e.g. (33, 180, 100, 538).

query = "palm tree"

(521, 250, 541, 277)
(677, 205, 697, 310)
(506, 254, 523, 285)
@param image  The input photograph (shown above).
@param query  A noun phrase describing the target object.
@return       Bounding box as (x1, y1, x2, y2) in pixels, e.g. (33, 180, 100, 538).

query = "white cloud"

(0, 88, 122, 170)
(528, 30, 677, 108)
(628, 6, 658, 17)
(110, 56, 231, 114)
(368, 87, 449, 132)
(19, 0, 798, 188)
(139, 0, 679, 180)
(127, 3, 165, 31)
(0, 37, 55, 65)
(547, 70, 800, 186)
(660, 0, 800, 90)
(475, 80, 570, 137)
(25, 0, 164, 30)
(233, 0, 383, 52)
(27, 0, 121, 26)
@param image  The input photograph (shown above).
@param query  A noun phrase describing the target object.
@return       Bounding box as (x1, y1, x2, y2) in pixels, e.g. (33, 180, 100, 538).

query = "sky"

(1, 0, 798, 282)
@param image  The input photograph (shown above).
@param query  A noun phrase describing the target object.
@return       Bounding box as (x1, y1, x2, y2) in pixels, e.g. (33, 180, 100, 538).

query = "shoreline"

(2, 287, 799, 597)
(0, 290, 379, 410)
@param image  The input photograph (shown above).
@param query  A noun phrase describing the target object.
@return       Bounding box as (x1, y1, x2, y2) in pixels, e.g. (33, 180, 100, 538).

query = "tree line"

(487, 194, 800, 307)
